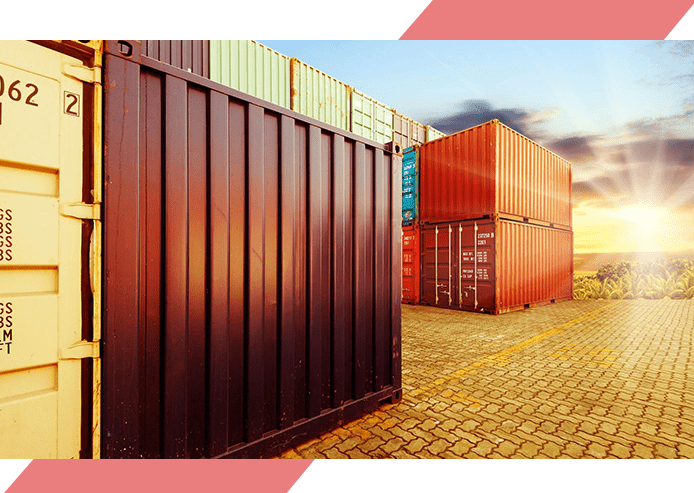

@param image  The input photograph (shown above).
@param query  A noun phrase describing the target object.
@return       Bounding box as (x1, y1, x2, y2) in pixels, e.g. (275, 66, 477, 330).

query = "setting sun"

(617, 204, 666, 225)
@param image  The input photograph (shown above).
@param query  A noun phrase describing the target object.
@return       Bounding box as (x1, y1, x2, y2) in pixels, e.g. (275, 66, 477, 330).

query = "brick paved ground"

(278, 300, 694, 458)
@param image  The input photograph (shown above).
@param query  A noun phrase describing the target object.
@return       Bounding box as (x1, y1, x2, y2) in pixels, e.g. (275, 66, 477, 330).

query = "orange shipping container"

(420, 219, 572, 314)
(419, 119, 572, 229)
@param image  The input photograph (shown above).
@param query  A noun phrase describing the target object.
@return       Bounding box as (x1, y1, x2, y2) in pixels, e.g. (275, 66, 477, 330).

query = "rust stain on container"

(419, 119, 572, 228)
(420, 219, 573, 314)
(102, 41, 401, 459)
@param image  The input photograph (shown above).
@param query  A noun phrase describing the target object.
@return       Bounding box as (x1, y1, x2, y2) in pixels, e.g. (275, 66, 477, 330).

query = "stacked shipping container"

(405, 119, 573, 314)
(144, 40, 446, 146)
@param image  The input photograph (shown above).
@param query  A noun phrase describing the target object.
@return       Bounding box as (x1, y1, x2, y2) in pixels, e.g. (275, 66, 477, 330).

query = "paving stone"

(275, 301, 694, 459)
(609, 443, 632, 459)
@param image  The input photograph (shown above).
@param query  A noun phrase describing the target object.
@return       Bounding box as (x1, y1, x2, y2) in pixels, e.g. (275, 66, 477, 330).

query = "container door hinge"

(60, 202, 101, 221)
(62, 63, 101, 85)
(60, 340, 100, 360)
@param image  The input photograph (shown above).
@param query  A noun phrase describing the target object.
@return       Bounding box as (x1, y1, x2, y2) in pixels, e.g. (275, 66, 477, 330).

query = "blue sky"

(261, 40, 694, 253)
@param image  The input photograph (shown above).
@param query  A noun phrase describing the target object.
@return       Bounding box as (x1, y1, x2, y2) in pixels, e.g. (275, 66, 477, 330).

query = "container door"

(401, 226, 420, 304)
(421, 224, 453, 307)
(457, 222, 495, 312)
(0, 41, 98, 458)
(401, 147, 417, 223)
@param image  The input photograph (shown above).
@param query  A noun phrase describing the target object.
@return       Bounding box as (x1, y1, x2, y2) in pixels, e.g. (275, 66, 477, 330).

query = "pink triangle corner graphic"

(400, 0, 694, 39)
(6, 459, 314, 493)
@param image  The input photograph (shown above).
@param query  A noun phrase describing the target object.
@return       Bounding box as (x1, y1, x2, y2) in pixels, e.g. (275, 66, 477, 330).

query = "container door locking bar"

(60, 340, 100, 360)
(60, 202, 101, 221)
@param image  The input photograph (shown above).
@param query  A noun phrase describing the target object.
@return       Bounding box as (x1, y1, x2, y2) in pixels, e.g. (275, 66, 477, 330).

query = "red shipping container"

(402, 224, 420, 304)
(419, 119, 572, 229)
(420, 219, 573, 314)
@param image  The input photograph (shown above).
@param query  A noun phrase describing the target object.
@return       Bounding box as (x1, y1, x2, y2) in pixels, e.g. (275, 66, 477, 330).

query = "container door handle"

(60, 340, 100, 360)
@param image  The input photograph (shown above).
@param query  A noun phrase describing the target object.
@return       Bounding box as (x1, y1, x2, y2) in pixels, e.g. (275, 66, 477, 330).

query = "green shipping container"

(351, 89, 394, 144)
(290, 58, 351, 131)
(426, 125, 446, 142)
(210, 40, 291, 109)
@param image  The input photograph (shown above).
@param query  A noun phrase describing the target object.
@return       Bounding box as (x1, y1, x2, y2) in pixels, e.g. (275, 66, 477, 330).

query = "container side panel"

(140, 70, 163, 459)
(497, 221, 573, 311)
(343, 140, 354, 399)
(103, 53, 142, 458)
(262, 112, 279, 434)
(363, 149, 375, 392)
(207, 91, 230, 457)
(185, 86, 208, 458)
(352, 142, 367, 399)
(227, 99, 247, 446)
(320, 132, 332, 411)
(279, 115, 296, 429)
(331, 134, 348, 407)
(162, 74, 189, 459)
(293, 122, 308, 423)
(496, 124, 572, 227)
(246, 103, 266, 442)
(307, 125, 323, 418)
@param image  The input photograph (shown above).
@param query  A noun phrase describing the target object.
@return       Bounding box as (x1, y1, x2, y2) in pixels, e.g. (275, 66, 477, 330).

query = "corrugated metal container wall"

(210, 40, 291, 109)
(402, 146, 419, 223)
(496, 221, 573, 312)
(290, 58, 351, 131)
(420, 121, 496, 224)
(140, 40, 210, 78)
(102, 41, 402, 459)
(426, 125, 445, 142)
(393, 112, 426, 149)
(420, 120, 572, 228)
(401, 224, 420, 305)
(351, 89, 394, 144)
(420, 219, 572, 314)
(496, 123, 572, 229)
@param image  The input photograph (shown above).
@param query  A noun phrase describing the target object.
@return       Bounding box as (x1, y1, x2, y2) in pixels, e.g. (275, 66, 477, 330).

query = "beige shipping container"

(0, 41, 102, 458)
(351, 89, 394, 144)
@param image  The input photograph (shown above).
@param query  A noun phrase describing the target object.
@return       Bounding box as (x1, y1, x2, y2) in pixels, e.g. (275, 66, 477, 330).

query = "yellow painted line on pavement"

(416, 301, 618, 392)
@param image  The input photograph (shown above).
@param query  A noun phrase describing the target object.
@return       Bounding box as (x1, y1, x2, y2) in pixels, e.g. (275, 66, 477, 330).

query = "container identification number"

(0, 302, 12, 355)
(0, 209, 12, 261)
(0, 75, 39, 107)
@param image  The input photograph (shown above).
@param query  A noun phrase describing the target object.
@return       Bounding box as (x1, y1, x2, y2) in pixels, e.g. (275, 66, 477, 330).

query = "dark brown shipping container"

(102, 40, 402, 459)
(420, 119, 572, 228)
(420, 219, 573, 314)
(140, 40, 210, 78)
